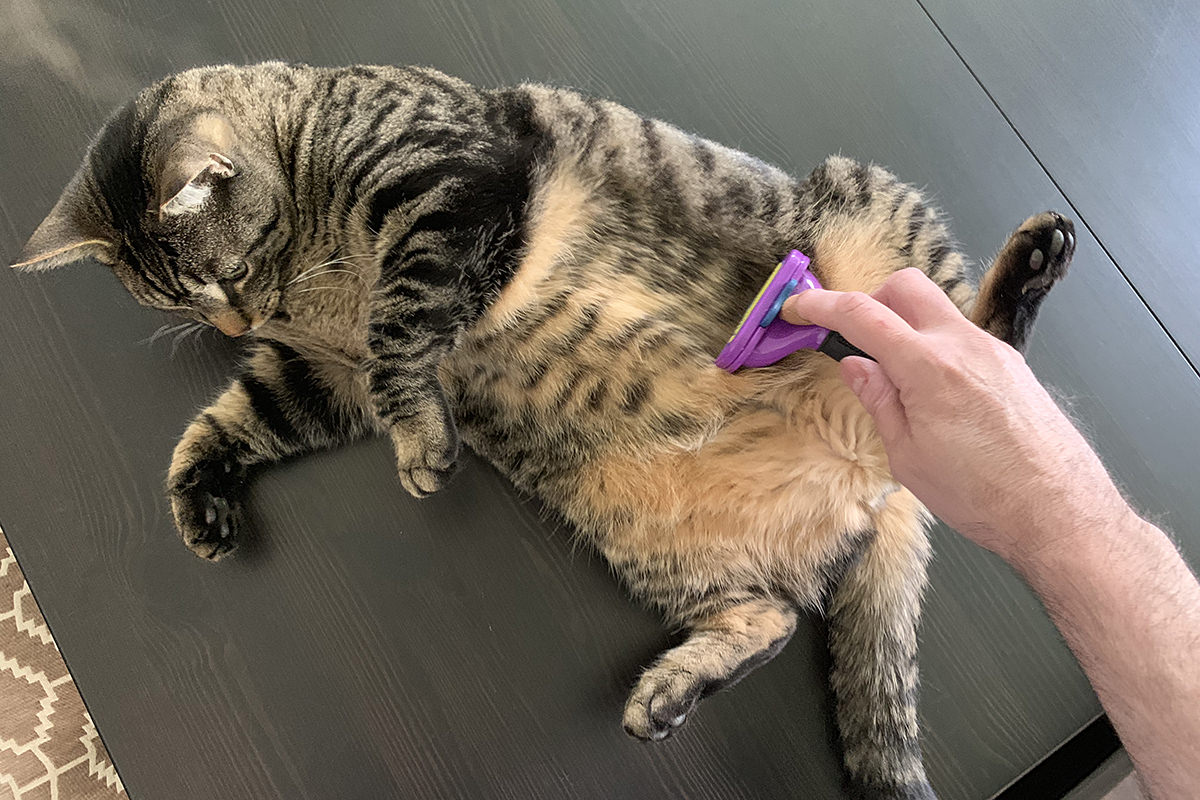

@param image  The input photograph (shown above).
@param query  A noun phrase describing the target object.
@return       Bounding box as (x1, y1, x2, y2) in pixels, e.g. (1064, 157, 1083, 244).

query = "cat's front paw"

(168, 456, 248, 561)
(390, 413, 459, 498)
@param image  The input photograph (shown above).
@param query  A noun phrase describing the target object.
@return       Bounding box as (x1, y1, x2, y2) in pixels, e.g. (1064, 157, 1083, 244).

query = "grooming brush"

(715, 250, 872, 372)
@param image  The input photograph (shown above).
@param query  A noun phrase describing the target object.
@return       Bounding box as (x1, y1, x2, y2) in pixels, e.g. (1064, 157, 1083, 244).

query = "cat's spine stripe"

(336, 101, 403, 217)
(691, 138, 717, 174)
(641, 118, 682, 204)
(285, 76, 331, 190)
(321, 84, 362, 199)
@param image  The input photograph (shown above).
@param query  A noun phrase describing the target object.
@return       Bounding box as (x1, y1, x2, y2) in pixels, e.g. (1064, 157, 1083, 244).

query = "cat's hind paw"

(621, 598, 796, 742)
(1008, 211, 1075, 297)
(972, 210, 1076, 351)
(622, 666, 705, 742)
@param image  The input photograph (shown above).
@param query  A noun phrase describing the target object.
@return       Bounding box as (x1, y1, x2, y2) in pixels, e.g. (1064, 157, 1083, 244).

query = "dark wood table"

(2, 1, 1197, 798)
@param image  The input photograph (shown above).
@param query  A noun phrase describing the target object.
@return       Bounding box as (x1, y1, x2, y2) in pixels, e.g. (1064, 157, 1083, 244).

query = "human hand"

(782, 268, 1129, 564)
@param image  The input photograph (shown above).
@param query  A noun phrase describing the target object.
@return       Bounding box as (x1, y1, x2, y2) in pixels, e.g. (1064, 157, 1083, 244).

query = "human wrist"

(1003, 487, 1141, 583)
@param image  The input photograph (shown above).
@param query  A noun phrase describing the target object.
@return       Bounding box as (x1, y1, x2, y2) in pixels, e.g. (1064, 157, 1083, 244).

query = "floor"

(0, 523, 1148, 799)
(0, 1, 1197, 799)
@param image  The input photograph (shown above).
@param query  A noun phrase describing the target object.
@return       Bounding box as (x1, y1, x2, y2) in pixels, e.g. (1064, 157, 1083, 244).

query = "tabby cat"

(13, 63, 1074, 799)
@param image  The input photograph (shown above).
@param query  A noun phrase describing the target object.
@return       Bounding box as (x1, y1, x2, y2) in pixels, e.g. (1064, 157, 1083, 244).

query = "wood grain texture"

(919, 0, 1200, 368)
(1, 1, 1198, 799)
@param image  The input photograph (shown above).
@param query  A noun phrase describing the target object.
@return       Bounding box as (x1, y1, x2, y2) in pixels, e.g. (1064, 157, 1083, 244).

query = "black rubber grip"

(817, 331, 874, 362)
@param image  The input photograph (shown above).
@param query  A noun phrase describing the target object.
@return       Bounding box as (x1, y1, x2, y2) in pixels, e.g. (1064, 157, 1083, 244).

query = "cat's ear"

(157, 113, 238, 218)
(11, 175, 112, 271)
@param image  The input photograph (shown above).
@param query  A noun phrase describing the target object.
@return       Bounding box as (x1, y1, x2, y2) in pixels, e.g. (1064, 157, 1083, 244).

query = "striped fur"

(13, 62, 1074, 798)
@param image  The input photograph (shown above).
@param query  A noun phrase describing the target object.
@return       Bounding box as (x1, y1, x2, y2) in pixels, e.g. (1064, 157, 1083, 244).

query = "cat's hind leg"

(621, 595, 798, 741)
(828, 489, 934, 800)
(971, 211, 1075, 352)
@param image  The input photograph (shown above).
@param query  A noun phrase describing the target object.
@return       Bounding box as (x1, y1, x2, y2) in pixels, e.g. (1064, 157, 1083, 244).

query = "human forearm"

(1012, 507, 1200, 799)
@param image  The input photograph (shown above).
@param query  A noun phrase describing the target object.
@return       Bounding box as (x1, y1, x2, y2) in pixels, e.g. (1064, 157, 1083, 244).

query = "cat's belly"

(443, 247, 896, 533)
(443, 306, 901, 609)
(443, 275, 738, 490)
(439, 160, 900, 587)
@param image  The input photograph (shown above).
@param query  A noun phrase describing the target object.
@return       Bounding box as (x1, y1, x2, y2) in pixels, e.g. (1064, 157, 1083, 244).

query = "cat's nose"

(209, 309, 251, 337)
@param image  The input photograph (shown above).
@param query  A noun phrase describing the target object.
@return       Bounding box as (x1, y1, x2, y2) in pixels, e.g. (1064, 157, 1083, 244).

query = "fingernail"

(843, 363, 867, 394)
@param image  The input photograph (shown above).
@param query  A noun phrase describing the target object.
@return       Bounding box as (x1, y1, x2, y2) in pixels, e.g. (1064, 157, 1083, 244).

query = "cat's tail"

(827, 489, 936, 800)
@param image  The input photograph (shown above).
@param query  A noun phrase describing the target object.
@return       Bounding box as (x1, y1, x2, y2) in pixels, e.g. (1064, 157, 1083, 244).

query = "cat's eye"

(223, 262, 249, 282)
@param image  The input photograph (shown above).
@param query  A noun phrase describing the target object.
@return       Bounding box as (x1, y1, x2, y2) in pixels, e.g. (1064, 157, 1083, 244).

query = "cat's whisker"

(169, 323, 207, 359)
(143, 321, 197, 346)
(294, 285, 358, 296)
(286, 255, 364, 286)
(286, 267, 368, 288)
(286, 259, 342, 286)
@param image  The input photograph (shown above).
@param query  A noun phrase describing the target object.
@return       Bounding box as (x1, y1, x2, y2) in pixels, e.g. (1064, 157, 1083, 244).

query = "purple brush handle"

(715, 250, 837, 371)
(740, 314, 830, 367)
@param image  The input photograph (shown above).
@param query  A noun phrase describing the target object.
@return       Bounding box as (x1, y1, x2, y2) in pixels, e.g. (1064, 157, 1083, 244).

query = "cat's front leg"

(365, 246, 468, 499)
(168, 340, 371, 559)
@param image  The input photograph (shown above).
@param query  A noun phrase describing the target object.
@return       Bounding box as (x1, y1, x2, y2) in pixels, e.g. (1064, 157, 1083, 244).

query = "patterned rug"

(0, 527, 125, 800)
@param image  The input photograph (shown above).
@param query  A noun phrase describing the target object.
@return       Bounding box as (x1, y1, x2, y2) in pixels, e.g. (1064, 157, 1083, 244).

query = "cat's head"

(12, 74, 293, 337)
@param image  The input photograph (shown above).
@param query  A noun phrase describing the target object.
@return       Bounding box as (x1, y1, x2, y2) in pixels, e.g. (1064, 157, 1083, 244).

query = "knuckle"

(834, 291, 874, 316)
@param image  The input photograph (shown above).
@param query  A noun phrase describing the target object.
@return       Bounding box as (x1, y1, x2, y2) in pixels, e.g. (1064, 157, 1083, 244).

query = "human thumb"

(840, 357, 907, 441)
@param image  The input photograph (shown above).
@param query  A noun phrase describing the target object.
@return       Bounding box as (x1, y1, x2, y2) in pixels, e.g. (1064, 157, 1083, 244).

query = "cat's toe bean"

(210, 495, 230, 523)
(648, 691, 698, 734)
(1028, 248, 1045, 271)
(1049, 228, 1065, 257)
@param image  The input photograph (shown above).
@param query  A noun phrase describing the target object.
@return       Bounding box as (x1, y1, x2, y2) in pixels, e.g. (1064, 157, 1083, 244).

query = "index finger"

(782, 288, 920, 364)
(870, 268, 969, 330)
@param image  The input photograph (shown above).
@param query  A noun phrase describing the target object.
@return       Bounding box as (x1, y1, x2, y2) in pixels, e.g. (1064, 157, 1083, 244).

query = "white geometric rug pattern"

(0, 528, 125, 800)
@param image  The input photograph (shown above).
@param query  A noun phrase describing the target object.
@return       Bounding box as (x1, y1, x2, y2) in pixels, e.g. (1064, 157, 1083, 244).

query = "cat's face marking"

(12, 87, 292, 338)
